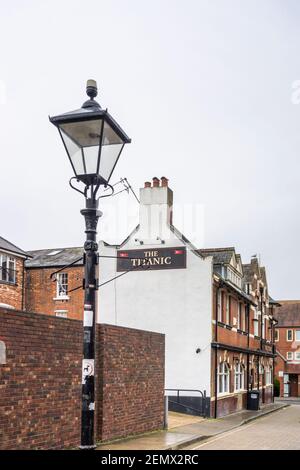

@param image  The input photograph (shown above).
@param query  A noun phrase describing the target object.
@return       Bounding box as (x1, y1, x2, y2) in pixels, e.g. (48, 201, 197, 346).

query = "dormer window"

(0, 253, 16, 284)
(226, 267, 242, 288)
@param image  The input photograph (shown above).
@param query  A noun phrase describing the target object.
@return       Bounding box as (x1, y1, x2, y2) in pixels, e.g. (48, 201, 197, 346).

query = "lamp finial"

(86, 79, 98, 99)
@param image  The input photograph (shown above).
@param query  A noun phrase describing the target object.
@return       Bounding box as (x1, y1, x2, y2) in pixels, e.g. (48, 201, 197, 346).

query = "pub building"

(99, 177, 277, 417)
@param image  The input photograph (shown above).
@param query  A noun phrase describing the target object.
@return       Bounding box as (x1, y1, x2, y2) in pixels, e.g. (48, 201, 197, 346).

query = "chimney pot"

(144, 181, 151, 188)
(152, 177, 160, 188)
(161, 176, 168, 187)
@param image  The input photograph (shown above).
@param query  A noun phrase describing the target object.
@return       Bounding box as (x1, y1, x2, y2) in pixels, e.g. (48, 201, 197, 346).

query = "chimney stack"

(139, 176, 173, 240)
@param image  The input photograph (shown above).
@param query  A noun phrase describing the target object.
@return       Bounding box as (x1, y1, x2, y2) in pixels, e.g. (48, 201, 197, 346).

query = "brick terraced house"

(0, 236, 31, 310)
(274, 300, 300, 397)
(25, 247, 84, 320)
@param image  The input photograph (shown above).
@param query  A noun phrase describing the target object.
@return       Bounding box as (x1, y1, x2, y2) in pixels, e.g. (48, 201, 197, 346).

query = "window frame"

(287, 351, 293, 360)
(286, 329, 293, 342)
(56, 272, 69, 298)
(275, 329, 279, 342)
(295, 330, 300, 342)
(217, 362, 230, 395)
(0, 253, 16, 284)
(234, 362, 245, 392)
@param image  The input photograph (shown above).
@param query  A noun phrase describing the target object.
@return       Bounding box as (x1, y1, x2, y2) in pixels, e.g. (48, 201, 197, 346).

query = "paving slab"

(96, 402, 289, 451)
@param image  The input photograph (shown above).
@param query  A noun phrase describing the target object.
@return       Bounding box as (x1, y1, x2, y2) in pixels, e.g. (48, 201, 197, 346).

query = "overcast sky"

(1, 0, 300, 299)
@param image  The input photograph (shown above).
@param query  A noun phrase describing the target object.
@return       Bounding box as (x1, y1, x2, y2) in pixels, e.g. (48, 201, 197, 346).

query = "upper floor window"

(287, 329, 293, 342)
(225, 295, 230, 325)
(0, 253, 16, 284)
(217, 290, 223, 322)
(295, 330, 300, 342)
(234, 363, 245, 391)
(275, 329, 279, 342)
(245, 283, 251, 294)
(227, 268, 242, 288)
(218, 362, 230, 394)
(254, 309, 259, 337)
(56, 273, 68, 298)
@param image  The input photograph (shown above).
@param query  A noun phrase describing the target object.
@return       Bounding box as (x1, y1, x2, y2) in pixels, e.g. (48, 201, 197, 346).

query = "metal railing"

(165, 388, 207, 416)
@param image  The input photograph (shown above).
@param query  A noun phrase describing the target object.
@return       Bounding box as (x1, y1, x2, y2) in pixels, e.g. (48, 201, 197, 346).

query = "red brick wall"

(96, 324, 165, 442)
(0, 308, 165, 449)
(0, 257, 25, 310)
(25, 266, 84, 320)
(0, 308, 82, 449)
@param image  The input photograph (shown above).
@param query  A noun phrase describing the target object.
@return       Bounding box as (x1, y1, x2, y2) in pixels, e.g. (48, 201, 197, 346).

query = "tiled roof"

(25, 247, 84, 268)
(275, 301, 300, 327)
(198, 247, 235, 265)
(0, 236, 30, 258)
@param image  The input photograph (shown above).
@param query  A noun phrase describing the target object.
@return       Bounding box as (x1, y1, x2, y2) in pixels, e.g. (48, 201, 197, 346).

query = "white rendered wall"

(97, 184, 213, 395)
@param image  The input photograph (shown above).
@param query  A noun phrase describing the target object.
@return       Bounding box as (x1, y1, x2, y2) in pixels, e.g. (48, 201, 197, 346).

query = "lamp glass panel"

(60, 129, 84, 175)
(60, 119, 104, 176)
(99, 122, 124, 182)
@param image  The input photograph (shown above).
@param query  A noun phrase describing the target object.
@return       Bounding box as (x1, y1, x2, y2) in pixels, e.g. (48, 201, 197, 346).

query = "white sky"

(1, 0, 300, 299)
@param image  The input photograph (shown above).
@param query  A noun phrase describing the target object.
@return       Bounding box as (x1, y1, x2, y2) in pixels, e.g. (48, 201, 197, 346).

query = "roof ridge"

(0, 235, 28, 256)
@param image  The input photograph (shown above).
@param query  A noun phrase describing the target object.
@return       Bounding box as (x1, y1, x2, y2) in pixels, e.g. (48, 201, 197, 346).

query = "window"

(295, 330, 300, 342)
(286, 329, 293, 341)
(275, 329, 279, 342)
(295, 352, 300, 361)
(234, 363, 244, 391)
(265, 366, 272, 385)
(218, 362, 230, 394)
(217, 290, 222, 322)
(245, 283, 251, 294)
(287, 352, 293, 360)
(55, 310, 68, 318)
(237, 303, 241, 330)
(254, 310, 259, 337)
(0, 253, 16, 284)
(56, 273, 68, 298)
(226, 296, 230, 325)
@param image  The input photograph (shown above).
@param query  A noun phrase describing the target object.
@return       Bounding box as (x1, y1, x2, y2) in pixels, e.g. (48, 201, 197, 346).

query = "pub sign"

(117, 247, 187, 272)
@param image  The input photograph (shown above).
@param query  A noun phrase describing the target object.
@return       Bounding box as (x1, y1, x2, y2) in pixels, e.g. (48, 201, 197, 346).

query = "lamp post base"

(79, 444, 97, 450)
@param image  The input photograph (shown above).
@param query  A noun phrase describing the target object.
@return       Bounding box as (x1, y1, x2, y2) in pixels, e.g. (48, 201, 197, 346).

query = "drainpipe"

(21, 258, 26, 311)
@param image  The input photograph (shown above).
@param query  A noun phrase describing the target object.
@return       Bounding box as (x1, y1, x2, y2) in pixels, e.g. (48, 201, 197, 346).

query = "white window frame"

(275, 329, 279, 342)
(225, 296, 230, 325)
(56, 272, 69, 299)
(254, 310, 259, 337)
(265, 366, 272, 385)
(295, 330, 300, 342)
(217, 290, 222, 322)
(286, 329, 293, 342)
(0, 253, 16, 284)
(234, 363, 245, 391)
(55, 310, 68, 318)
(217, 362, 230, 395)
(287, 351, 293, 360)
(295, 352, 300, 361)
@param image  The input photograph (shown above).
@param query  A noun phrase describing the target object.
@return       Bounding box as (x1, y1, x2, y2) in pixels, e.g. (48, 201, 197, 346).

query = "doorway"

(289, 374, 299, 397)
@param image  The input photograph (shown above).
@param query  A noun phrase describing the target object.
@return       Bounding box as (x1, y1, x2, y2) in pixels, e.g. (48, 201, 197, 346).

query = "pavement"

(187, 404, 300, 450)
(96, 401, 289, 451)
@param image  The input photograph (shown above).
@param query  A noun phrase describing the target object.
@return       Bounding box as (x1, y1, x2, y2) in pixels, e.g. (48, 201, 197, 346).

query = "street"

(187, 405, 300, 450)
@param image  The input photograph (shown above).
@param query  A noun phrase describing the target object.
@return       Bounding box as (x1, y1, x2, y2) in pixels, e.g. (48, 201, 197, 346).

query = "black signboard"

(116, 247, 187, 272)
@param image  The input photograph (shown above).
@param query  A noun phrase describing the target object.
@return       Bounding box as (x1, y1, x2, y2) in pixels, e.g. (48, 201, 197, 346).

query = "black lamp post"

(50, 80, 131, 449)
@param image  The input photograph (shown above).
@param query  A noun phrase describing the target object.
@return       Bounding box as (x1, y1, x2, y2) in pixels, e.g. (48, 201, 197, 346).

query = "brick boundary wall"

(0, 308, 165, 449)
(96, 324, 165, 442)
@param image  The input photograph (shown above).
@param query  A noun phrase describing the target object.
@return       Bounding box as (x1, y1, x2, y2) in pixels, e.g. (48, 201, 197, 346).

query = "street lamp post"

(50, 80, 131, 449)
